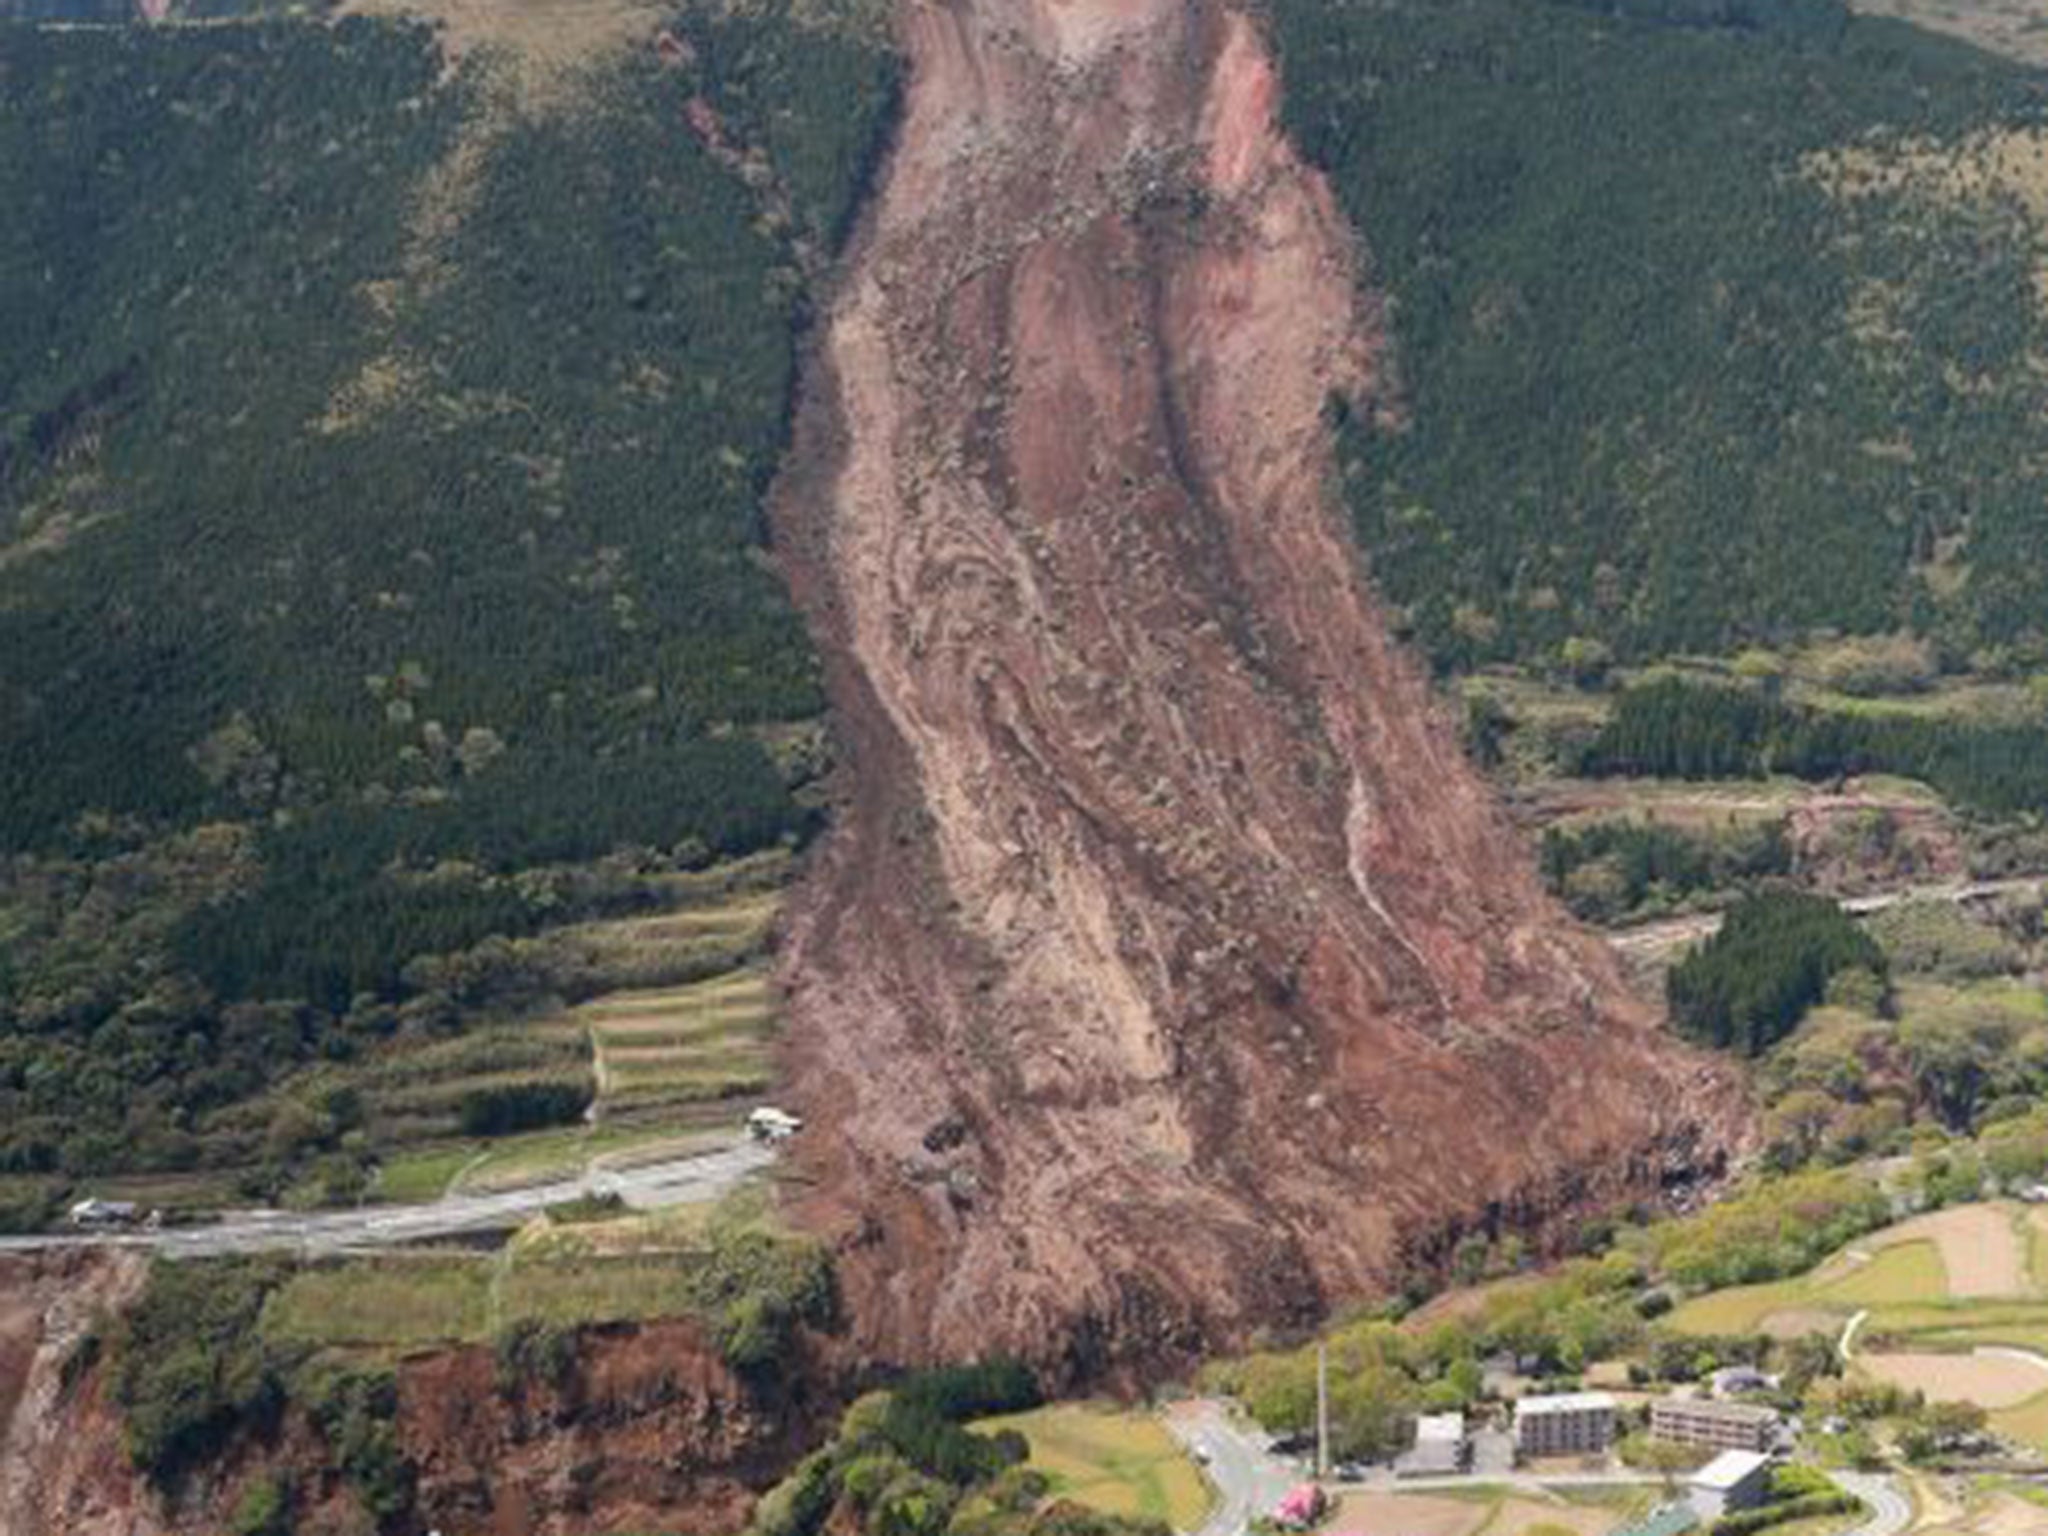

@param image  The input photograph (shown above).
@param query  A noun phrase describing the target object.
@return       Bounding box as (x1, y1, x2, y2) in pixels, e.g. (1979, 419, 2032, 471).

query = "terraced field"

(353, 872, 787, 1202)
(1671, 1202, 2048, 1449)
(583, 966, 780, 1121)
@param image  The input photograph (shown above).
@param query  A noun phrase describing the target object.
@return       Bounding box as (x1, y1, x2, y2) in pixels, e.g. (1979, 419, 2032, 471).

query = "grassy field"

(1670, 1232, 1960, 1335)
(974, 1406, 1212, 1530)
(262, 1256, 492, 1350)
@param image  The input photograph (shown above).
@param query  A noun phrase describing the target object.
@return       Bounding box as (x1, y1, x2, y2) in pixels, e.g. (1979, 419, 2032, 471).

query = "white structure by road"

(1686, 1450, 1772, 1522)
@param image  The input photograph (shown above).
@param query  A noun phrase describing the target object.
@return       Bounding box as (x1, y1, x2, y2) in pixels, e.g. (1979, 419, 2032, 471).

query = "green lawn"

(371, 1143, 479, 1204)
(498, 1255, 701, 1329)
(974, 1406, 1212, 1530)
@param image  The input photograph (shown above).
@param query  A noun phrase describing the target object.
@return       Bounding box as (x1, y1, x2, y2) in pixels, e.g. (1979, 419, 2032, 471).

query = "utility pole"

(1316, 1341, 1329, 1482)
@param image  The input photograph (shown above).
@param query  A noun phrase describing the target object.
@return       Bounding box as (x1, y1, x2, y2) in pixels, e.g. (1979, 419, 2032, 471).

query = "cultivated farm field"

(1672, 1202, 2048, 1448)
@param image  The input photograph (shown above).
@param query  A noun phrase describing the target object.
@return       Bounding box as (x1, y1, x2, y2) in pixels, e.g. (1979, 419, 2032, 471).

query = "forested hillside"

(1272, 0, 2048, 671)
(0, 5, 897, 1185)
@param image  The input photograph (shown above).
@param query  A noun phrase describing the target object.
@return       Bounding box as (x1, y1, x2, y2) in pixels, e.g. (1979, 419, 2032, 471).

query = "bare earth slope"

(774, 0, 1743, 1376)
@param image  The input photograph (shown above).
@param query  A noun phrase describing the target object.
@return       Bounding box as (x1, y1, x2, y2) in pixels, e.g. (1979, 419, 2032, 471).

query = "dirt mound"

(771, 0, 1743, 1378)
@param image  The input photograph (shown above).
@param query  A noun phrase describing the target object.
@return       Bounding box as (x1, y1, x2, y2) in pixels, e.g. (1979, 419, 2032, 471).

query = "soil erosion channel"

(773, 0, 1740, 1376)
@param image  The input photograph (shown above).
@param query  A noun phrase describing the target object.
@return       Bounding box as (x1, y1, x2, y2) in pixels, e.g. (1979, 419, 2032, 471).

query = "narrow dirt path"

(771, 0, 1742, 1374)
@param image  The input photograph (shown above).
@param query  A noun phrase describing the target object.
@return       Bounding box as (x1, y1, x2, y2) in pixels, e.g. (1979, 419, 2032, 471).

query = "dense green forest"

(0, 8, 898, 1184)
(1271, 0, 2048, 671)
(1581, 676, 2048, 816)
(1539, 815, 1790, 923)
(1667, 890, 1887, 1054)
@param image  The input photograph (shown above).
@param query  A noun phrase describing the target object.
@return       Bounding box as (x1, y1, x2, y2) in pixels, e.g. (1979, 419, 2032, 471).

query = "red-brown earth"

(0, 1250, 839, 1536)
(770, 0, 1745, 1381)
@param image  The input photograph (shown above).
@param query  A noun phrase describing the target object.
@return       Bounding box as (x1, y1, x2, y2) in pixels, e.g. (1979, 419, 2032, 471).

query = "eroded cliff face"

(0, 1251, 150, 1536)
(772, 0, 1743, 1376)
(0, 1254, 834, 1536)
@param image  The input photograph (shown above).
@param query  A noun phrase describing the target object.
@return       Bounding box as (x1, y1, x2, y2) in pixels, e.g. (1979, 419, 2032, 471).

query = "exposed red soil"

(1, 1257, 839, 1536)
(770, 0, 1746, 1380)
(0, 1250, 150, 1536)
(394, 1319, 842, 1536)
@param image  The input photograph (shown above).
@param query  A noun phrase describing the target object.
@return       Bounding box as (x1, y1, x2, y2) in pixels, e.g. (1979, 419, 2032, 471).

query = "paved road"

(1841, 1308, 1870, 1363)
(1165, 1400, 1300, 1536)
(1834, 1471, 1912, 1536)
(1609, 876, 2047, 956)
(0, 1138, 774, 1259)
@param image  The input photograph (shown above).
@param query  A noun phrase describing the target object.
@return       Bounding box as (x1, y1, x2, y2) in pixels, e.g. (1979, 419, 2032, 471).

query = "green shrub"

(291, 1362, 413, 1530)
(493, 1318, 579, 1395)
(457, 1080, 592, 1137)
(1865, 901, 2021, 980)
(229, 1472, 294, 1536)
(112, 1259, 288, 1485)
(688, 1222, 837, 1373)
(1539, 817, 1789, 923)
(1767, 1464, 1842, 1501)
(1710, 1492, 1858, 1536)
(751, 1448, 839, 1536)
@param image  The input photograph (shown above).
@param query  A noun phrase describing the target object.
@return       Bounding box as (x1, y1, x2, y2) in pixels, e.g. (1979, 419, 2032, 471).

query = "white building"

(1514, 1391, 1617, 1458)
(1397, 1412, 1469, 1477)
(1651, 1395, 1779, 1452)
(1686, 1450, 1773, 1521)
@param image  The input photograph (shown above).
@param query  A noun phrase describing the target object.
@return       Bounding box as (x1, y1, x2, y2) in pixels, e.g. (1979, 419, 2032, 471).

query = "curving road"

(1609, 876, 2047, 957)
(0, 1138, 775, 1259)
(1165, 1400, 1300, 1536)
(1834, 1471, 1912, 1536)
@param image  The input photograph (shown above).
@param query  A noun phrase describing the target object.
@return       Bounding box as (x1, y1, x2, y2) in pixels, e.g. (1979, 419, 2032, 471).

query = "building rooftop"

(1415, 1412, 1466, 1442)
(1515, 1391, 1618, 1415)
(1657, 1396, 1778, 1422)
(1688, 1450, 1772, 1491)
